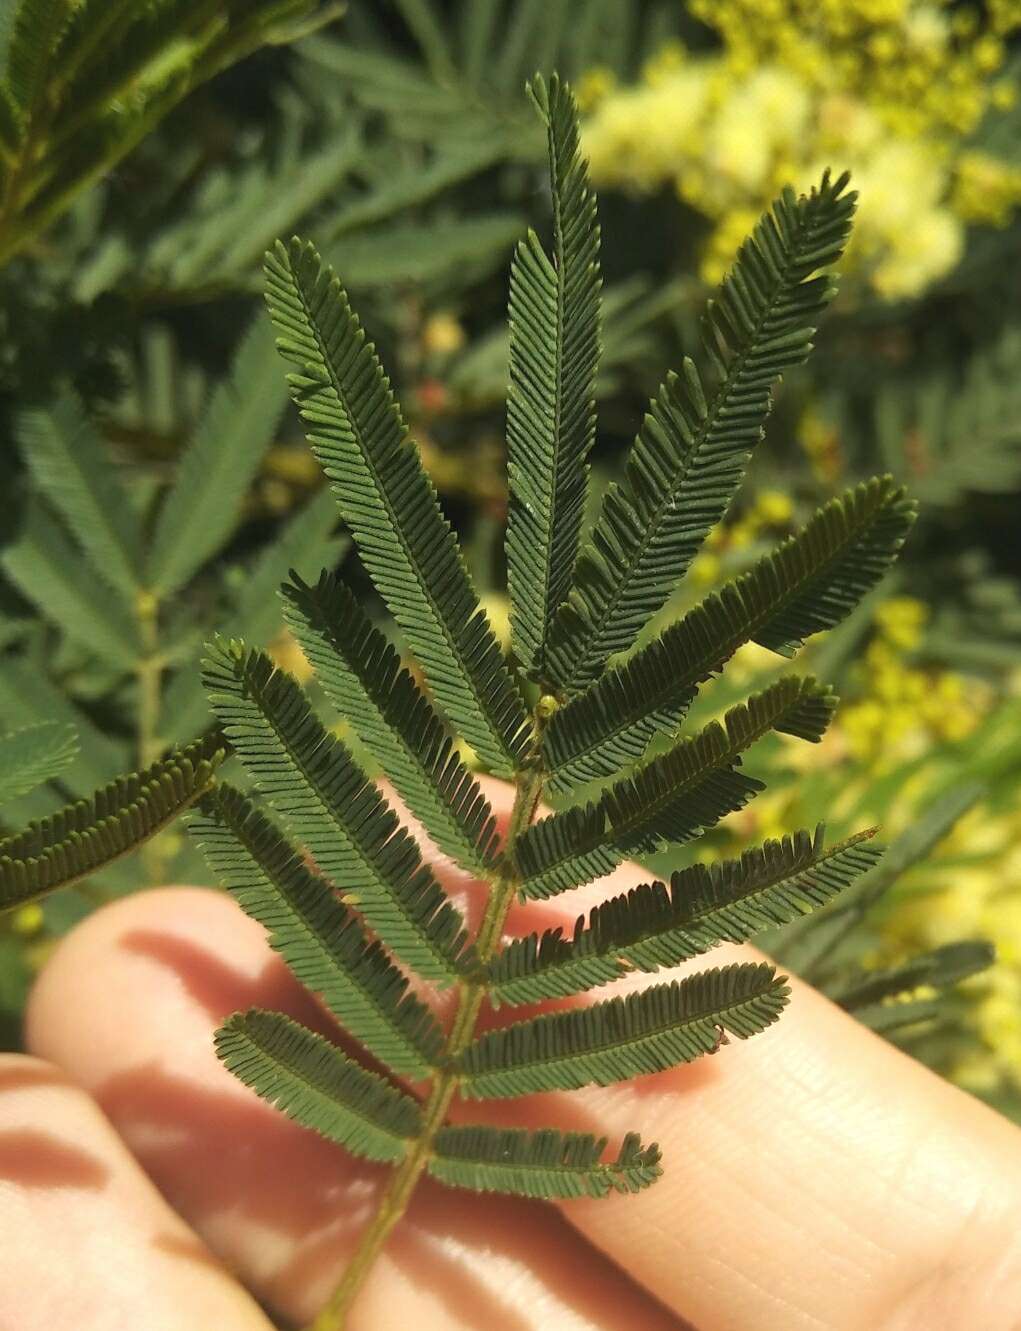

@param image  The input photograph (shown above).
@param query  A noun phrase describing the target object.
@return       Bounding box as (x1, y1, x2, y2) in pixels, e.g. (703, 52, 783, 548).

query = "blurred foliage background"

(2, 0, 1021, 1119)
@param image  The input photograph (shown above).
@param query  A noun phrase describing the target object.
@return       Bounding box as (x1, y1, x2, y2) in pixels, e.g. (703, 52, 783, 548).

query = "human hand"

(7, 776, 1021, 1330)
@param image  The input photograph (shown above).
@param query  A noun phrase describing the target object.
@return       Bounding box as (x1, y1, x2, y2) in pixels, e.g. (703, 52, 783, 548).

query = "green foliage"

(0, 722, 77, 807)
(0, 0, 340, 268)
(0, 735, 222, 910)
(543, 171, 857, 695)
(283, 571, 498, 877)
(490, 826, 883, 1006)
(1, 318, 347, 884)
(191, 783, 444, 1079)
(461, 962, 789, 1098)
(429, 1127, 662, 1199)
(505, 73, 601, 682)
(216, 1008, 424, 1162)
(183, 74, 909, 1326)
(545, 478, 915, 790)
(264, 235, 529, 775)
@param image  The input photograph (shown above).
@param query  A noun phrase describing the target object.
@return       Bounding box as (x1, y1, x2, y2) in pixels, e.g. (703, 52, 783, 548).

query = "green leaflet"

(190, 784, 444, 1079)
(544, 172, 856, 695)
(203, 638, 474, 986)
(519, 677, 835, 899)
(160, 485, 347, 748)
(263, 236, 529, 775)
(283, 572, 498, 878)
(491, 826, 882, 1006)
(505, 73, 600, 681)
(0, 736, 222, 909)
(6, 0, 71, 112)
(216, 1009, 423, 1163)
(460, 962, 789, 1098)
(147, 317, 291, 596)
(545, 477, 916, 791)
(429, 1126, 661, 1199)
(18, 392, 141, 597)
(1, 498, 140, 668)
(0, 722, 79, 807)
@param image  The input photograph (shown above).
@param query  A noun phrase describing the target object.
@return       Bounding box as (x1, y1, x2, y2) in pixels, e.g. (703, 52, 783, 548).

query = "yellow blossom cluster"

(580, 2, 1021, 299)
(839, 596, 980, 766)
(704, 586, 1020, 1097)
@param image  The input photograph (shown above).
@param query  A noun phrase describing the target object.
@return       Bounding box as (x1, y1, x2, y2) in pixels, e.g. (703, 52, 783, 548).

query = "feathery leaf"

(203, 637, 474, 985)
(492, 827, 881, 1005)
(0, 736, 221, 909)
(505, 73, 600, 681)
(519, 676, 835, 899)
(147, 318, 290, 596)
(460, 962, 789, 1098)
(6, 0, 70, 111)
(283, 572, 498, 877)
(429, 1126, 661, 1199)
(18, 392, 141, 596)
(216, 1008, 423, 1163)
(0, 722, 78, 807)
(189, 783, 443, 1078)
(263, 237, 529, 774)
(1, 498, 140, 667)
(545, 172, 856, 694)
(546, 477, 915, 789)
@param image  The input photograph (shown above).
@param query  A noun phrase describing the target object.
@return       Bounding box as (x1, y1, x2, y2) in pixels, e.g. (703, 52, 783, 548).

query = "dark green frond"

(505, 72, 600, 681)
(6, 0, 70, 111)
(546, 477, 916, 790)
(189, 784, 443, 1079)
(545, 171, 856, 694)
(519, 677, 834, 899)
(216, 1009, 423, 1164)
(18, 393, 141, 596)
(460, 962, 789, 1098)
(429, 1126, 661, 1199)
(283, 572, 498, 878)
(834, 940, 994, 1014)
(147, 318, 290, 596)
(0, 737, 222, 909)
(0, 722, 78, 807)
(492, 826, 881, 1006)
(203, 638, 474, 986)
(263, 237, 529, 775)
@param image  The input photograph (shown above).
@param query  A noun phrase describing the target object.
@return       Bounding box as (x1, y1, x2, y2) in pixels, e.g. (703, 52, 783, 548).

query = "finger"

(442, 779, 1021, 1329)
(26, 886, 683, 1331)
(0, 1054, 274, 1331)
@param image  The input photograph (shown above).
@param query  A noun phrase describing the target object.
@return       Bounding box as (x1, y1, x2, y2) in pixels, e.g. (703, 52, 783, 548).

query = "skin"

(5, 775, 1021, 1330)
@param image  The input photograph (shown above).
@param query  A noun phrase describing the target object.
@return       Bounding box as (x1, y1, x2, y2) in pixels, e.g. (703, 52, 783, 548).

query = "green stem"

(306, 740, 548, 1331)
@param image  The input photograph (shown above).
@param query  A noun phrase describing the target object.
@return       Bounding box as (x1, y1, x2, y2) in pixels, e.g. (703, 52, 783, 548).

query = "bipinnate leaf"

(429, 1126, 661, 1199)
(0, 722, 79, 807)
(491, 827, 882, 1006)
(147, 317, 290, 596)
(545, 171, 856, 695)
(546, 477, 916, 790)
(519, 677, 835, 899)
(1, 498, 140, 668)
(6, 0, 70, 112)
(263, 237, 529, 775)
(190, 784, 443, 1079)
(18, 392, 141, 596)
(216, 1009, 423, 1164)
(505, 73, 600, 681)
(203, 636, 474, 985)
(283, 572, 498, 878)
(0, 736, 222, 909)
(460, 962, 789, 1098)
